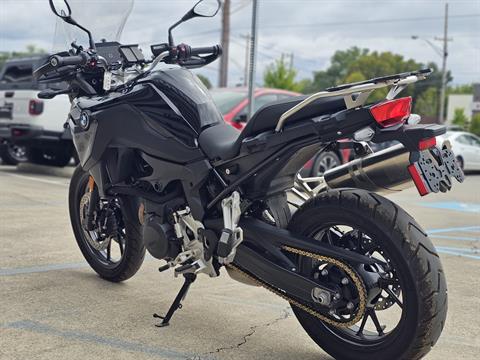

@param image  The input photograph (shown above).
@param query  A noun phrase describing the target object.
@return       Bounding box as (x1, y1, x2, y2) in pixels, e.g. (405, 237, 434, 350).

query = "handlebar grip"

(190, 45, 222, 57)
(50, 54, 87, 67)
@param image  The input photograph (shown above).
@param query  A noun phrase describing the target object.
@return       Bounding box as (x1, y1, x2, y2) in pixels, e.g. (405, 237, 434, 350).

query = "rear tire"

(288, 189, 447, 360)
(26, 143, 72, 167)
(69, 165, 146, 282)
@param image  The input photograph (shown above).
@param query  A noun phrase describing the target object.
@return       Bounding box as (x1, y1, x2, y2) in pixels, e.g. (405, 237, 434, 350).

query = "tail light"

(370, 97, 412, 127)
(29, 99, 44, 115)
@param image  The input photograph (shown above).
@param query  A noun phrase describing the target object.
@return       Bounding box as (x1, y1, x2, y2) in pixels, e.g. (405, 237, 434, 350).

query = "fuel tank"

(69, 67, 222, 170)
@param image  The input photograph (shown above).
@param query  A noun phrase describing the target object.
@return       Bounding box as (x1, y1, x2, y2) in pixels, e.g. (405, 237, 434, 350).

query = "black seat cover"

(199, 95, 346, 161)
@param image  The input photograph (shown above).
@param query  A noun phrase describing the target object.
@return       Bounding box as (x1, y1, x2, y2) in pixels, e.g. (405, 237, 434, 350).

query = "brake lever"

(38, 88, 72, 99)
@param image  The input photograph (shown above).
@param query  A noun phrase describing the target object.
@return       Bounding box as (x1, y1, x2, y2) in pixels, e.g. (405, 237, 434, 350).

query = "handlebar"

(190, 45, 222, 57)
(50, 54, 88, 67)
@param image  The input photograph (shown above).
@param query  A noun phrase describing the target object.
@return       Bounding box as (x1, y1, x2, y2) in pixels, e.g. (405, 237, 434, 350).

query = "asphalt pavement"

(0, 164, 479, 360)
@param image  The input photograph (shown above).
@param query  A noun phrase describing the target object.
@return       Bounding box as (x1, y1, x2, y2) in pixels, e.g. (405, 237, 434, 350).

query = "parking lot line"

(427, 226, 480, 234)
(3, 320, 195, 359)
(0, 262, 89, 276)
(418, 201, 480, 213)
(2, 172, 69, 186)
(430, 235, 479, 242)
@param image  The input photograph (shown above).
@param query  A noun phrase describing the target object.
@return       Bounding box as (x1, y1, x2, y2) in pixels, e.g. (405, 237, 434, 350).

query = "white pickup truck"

(0, 56, 74, 166)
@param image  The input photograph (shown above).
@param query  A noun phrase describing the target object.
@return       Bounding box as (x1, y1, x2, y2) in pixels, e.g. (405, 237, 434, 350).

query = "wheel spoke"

(118, 239, 124, 256)
(369, 309, 385, 336)
(356, 230, 363, 251)
(356, 312, 369, 336)
(326, 229, 334, 245)
(106, 240, 111, 261)
(384, 287, 403, 309)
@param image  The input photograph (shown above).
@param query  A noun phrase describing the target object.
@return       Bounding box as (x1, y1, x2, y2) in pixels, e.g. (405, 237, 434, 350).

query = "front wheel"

(69, 165, 146, 282)
(288, 189, 447, 360)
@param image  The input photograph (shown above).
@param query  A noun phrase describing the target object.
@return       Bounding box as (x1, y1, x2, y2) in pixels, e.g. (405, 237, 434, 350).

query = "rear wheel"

(288, 189, 447, 360)
(26, 143, 73, 167)
(0, 142, 27, 165)
(69, 165, 145, 282)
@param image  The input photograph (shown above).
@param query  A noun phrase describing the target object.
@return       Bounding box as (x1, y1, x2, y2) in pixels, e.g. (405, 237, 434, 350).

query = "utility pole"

(411, 3, 451, 123)
(244, 34, 250, 86)
(247, 0, 259, 119)
(438, 3, 449, 124)
(219, 0, 230, 88)
(239, 34, 250, 86)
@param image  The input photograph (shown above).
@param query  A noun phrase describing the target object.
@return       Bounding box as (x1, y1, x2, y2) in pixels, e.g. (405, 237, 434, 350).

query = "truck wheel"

(26, 144, 73, 167)
(0, 143, 27, 165)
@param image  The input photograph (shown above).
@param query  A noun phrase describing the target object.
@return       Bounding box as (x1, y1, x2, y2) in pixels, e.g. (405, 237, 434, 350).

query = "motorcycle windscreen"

(52, 0, 134, 52)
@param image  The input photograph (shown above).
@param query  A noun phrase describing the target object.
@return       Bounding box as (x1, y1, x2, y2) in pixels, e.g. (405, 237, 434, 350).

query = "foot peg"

(153, 273, 197, 327)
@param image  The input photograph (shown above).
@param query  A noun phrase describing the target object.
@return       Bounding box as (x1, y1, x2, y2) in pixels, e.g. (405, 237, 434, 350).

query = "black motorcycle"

(35, 1, 464, 359)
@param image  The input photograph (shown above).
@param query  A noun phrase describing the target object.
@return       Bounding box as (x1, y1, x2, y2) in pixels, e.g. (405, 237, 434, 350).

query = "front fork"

(85, 176, 99, 231)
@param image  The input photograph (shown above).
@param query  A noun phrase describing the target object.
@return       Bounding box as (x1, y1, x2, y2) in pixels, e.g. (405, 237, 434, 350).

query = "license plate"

(408, 140, 464, 196)
(0, 102, 13, 119)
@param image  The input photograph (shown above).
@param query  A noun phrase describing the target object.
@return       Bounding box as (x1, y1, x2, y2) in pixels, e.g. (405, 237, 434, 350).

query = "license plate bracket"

(408, 140, 464, 196)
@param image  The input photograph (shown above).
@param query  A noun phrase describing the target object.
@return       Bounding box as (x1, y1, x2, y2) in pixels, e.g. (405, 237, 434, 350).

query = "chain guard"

(229, 245, 367, 328)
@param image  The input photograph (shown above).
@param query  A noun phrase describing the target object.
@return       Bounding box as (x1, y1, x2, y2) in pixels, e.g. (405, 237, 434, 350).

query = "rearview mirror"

(192, 0, 221, 18)
(48, 0, 96, 51)
(49, 0, 72, 18)
(169, 0, 221, 46)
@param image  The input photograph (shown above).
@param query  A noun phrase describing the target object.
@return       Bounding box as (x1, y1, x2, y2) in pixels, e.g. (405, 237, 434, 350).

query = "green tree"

(302, 47, 454, 120)
(414, 87, 439, 118)
(452, 108, 469, 129)
(469, 113, 480, 136)
(263, 54, 304, 92)
(304, 47, 368, 93)
(448, 84, 473, 95)
(196, 74, 212, 89)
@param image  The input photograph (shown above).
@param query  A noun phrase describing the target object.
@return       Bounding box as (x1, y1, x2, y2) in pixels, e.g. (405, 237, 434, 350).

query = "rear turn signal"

(29, 99, 44, 115)
(370, 97, 412, 127)
(407, 163, 430, 196)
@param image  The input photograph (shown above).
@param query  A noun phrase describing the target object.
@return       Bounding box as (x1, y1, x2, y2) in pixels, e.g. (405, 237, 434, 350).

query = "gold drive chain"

(229, 245, 367, 328)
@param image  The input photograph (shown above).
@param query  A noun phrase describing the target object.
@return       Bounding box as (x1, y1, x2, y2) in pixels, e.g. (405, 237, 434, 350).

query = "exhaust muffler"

(324, 144, 413, 194)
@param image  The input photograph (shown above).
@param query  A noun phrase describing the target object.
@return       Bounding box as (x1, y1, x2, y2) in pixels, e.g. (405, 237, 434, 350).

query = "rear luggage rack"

(275, 69, 432, 132)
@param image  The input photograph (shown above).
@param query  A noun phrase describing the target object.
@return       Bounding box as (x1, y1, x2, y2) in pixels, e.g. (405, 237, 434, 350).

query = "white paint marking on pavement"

(3, 172, 69, 186)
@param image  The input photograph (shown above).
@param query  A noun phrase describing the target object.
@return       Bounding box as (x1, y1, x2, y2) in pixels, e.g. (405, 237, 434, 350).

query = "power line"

(182, 13, 480, 38)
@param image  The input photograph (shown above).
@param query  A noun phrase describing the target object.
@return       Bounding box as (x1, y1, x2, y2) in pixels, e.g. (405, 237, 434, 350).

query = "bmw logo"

(79, 112, 90, 129)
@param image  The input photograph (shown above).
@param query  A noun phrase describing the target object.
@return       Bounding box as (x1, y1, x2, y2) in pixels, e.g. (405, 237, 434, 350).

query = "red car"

(210, 87, 351, 175)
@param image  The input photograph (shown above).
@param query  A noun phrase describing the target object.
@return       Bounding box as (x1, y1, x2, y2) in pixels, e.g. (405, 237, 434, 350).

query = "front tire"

(69, 165, 146, 282)
(288, 189, 447, 360)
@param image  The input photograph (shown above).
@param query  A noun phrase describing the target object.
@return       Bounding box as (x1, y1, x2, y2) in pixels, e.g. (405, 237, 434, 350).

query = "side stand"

(153, 273, 197, 327)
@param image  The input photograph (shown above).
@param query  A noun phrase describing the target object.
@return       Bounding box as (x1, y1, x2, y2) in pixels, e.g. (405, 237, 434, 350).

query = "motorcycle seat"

(199, 95, 345, 161)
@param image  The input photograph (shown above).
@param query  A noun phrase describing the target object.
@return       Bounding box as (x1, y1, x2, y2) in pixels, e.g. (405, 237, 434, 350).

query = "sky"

(1, 0, 479, 87)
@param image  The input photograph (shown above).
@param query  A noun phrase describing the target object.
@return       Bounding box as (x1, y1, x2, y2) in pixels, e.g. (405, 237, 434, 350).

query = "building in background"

(446, 83, 479, 124)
